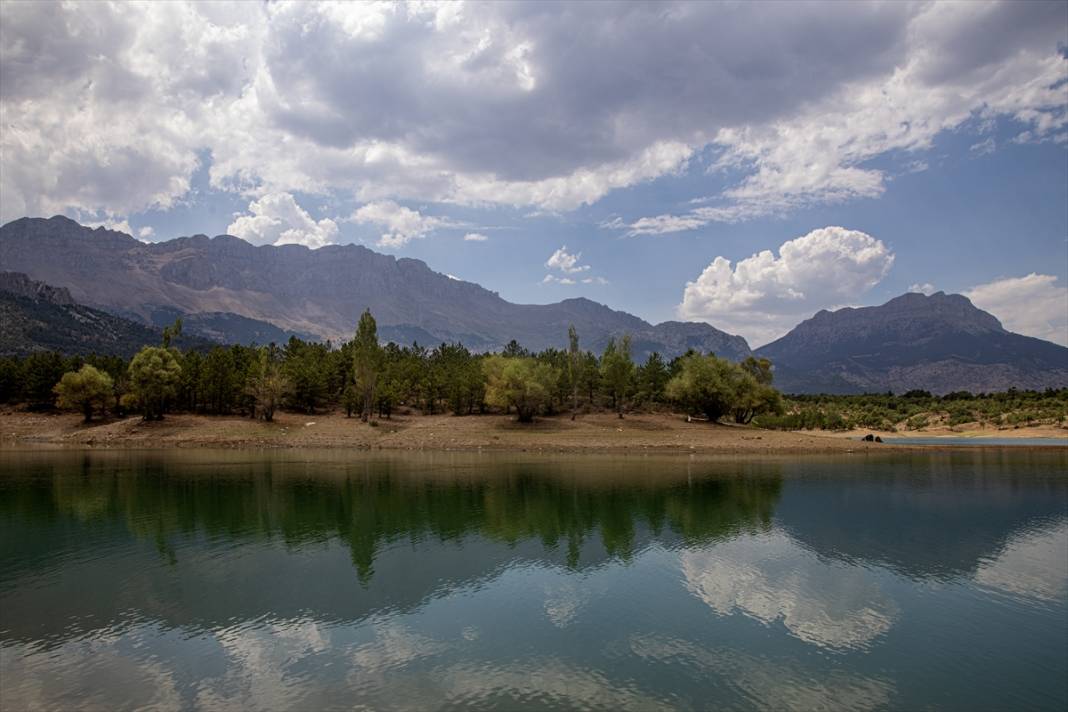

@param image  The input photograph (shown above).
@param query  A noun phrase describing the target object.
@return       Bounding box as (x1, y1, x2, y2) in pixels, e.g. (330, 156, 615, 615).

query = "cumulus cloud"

(965, 273, 1068, 346)
(2, 1, 1064, 222)
(462, 232, 489, 242)
(227, 192, 339, 248)
(678, 227, 895, 346)
(348, 200, 453, 248)
(545, 246, 590, 274)
(138, 226, 155, 239)
(542, 246, 609, 286)
(908, 283, 936, 295)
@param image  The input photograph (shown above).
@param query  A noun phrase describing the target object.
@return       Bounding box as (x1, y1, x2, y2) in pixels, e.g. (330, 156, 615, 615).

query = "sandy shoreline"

(1, 410, 1064, 454)
(824, 425, 1068, 441)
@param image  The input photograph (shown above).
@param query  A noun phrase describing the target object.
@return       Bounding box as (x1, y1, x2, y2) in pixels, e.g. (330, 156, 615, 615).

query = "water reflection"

(628, 634, 895, 711)
(680, 531, 898, 650)
(0, 449, 1065, 711)
(974, 521, 1068, 603)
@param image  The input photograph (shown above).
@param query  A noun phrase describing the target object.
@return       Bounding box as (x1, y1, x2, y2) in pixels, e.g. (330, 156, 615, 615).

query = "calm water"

(1, 450, 1066, 711)
(880, 437, 1068, 447)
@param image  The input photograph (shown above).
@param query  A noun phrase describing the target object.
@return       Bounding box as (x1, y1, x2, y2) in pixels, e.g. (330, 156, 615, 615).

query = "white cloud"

(348, 200, 453, 248)
(4, 1, 1063, 222)
(462, 232, 489, 242)
(138, 226, 155, 239)
(611, 213, 710, 237)
(545, 246, 590, 274)
(227, 192, 339, 248)
(543, 246, 608, 286)
(908, 283, 936, 295)
(965, 273, 1068, 346)
(678, 226, 895, 346)
(82, 218, 134, 235)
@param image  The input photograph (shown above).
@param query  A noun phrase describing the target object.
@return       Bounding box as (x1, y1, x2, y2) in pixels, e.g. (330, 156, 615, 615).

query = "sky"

(1, 0, 1066, 347)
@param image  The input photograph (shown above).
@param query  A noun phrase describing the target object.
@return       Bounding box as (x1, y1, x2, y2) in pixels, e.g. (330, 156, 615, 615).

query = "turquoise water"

(1, 450, 1066, 711)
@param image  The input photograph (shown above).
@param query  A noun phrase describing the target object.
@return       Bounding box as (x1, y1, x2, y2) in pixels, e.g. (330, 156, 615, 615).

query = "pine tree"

(352, 309, 382, 422)
(568, 324, 580, 420)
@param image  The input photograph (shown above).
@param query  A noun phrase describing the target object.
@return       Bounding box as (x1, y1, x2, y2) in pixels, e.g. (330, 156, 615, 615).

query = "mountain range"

(1, 216, 1065, 393)
(0, 216, 749, 361)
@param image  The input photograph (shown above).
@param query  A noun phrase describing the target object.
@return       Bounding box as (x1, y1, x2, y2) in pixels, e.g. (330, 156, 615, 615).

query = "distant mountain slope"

(142, 306, 316, 346)
(0, 272, 212, 357)
(0, 216, 751, 359)
(756, 292, 1068, 394)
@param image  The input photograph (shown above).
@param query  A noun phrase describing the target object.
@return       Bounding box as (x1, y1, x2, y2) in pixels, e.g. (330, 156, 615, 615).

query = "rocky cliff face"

(757, 292, 1068, 394)
(0, 271, 74, 305)
(0, 216, 751, 359)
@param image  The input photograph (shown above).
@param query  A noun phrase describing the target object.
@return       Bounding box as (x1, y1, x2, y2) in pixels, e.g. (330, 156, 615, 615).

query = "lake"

(1, 449, 1066, 711)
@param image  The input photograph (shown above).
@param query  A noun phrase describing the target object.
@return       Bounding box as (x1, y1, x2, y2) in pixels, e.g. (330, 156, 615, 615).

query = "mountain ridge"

(757, 291, 1068, 394)
(0, 271, 213, 357)
(0, 216, 751, 360)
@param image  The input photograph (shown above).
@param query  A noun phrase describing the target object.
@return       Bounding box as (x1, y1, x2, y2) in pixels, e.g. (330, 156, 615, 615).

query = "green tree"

(284, 337, 330, 414)
(0, 357, 21, 403)
(600, 335, 634, 418)
(245, 347, 287, 422)
(730, 372, 784, 424)
(352, 309, 382, 422)
(21, 352, 68, 408)
(568, 325, 580, 420)
(178, 350, 203, 412)
(665, 353, 737, 422)
(636, 351, 670, 405)
(740, 356, 774, 385)
(54, 364, 114, 422)
(502, 339, 530, 358)
(126, 346, 182, 420)
(200, 347, 240, 414)
(483, 355, 557, 422)
(342, 383, 360, 418)
(161, 317, 183, 348)
(581, 351, 600, 405)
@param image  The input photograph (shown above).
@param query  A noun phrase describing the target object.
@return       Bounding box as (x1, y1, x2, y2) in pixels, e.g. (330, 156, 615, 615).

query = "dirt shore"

(1, 409, 1064, 454)
(827, 424, 1068, 441)
(0, 409, 876, 454)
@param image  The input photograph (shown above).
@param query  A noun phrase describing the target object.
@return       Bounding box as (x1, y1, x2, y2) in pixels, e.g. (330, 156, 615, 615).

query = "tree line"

(756, 388, 1068, 431)
(0, 310, 786, 425)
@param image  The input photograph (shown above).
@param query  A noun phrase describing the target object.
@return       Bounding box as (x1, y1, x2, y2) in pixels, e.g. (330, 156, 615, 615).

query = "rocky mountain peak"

(757, 291, 1066, 394)
(0, 271, 74, 305)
